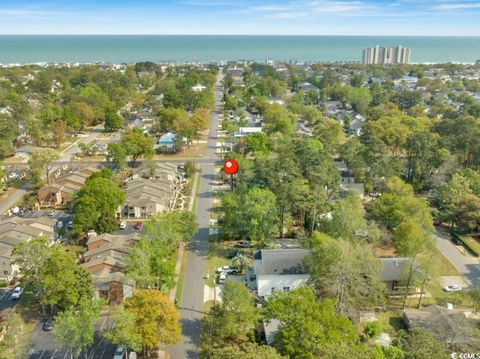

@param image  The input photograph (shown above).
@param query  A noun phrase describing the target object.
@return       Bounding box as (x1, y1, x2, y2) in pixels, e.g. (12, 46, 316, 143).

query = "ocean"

(0, 35, 479, 65)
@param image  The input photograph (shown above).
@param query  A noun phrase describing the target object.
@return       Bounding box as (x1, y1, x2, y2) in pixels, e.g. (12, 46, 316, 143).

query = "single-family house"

(298, 81, 319, 93)
(234, 127, 263, 138)
(192, 84, 207, 92)
(252, 249, 310, 299)
(156, 132, 187, 152)
(403, 305, 475, 347)
(14, 145, 38, 158)
(379, 257, 416, 295)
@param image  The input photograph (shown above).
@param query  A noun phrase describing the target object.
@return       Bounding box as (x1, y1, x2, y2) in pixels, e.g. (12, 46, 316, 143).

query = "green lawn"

(416, 245, 459, 277)
(375, 311, 404, 337)
(175, 245, 189, 305)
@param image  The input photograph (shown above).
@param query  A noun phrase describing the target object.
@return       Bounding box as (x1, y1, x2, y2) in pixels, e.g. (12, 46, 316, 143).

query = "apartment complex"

(0, 217, 56, 281)
(362, 45, 411, 65)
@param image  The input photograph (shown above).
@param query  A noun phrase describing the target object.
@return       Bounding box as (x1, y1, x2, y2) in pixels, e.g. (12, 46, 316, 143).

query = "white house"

(252, 249, 310, 299)
(192, 84, 207, 92)
(234, 127, 263, 138)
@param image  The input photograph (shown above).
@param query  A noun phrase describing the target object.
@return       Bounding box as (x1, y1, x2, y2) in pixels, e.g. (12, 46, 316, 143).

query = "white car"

(47, 210, 56, 216)
(57, 221, 64, 229)
(119, 221, 127, 230)
(218, 272, 227, 284)
(11, 286, 23, 300)
(113, 345, 125, 359)
(216, 265, 238, 274)
(443, 284, 462, 292)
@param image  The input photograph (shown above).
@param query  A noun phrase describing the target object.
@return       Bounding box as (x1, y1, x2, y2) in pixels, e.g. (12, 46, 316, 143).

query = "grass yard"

(175, 245, 189, 305)
(156, 142, 207, 159)
(375, 311, 404, 337)
(416, 245, 459, 277)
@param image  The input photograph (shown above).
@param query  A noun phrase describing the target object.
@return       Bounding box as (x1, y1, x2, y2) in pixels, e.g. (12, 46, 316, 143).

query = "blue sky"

(0, 0, 479, 35)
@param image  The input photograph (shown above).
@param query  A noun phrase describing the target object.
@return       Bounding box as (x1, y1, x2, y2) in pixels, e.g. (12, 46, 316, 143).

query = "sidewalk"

(168, 169, 200, 302)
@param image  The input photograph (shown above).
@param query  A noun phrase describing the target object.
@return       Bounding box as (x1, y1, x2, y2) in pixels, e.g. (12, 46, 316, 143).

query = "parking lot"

(0, 286, 18, 311)
(26, 316, 117, 359)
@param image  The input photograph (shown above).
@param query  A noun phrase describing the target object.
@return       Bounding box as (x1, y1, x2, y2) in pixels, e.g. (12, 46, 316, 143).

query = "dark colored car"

(134, 222, 143, 230)
(42, 317, 53, 331)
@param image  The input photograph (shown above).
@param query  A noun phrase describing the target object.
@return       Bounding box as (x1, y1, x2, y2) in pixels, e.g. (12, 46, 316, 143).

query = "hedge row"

(451, 230, 480, 257)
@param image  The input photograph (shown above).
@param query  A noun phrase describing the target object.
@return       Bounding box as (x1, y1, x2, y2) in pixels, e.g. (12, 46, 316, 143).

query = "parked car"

(42, 317, 53, 331)
(227, 251, 238, 259)
(134, 222, 143, 230)
(67, 221, 73, 229)
(217, 265, 238, 274)
(57, 221, 64, 229)
(119, 221, 127, 230)
(443, 284, 462, 292)
(218, 272, 227, 284)
(17, 209, 28, 217)
(11, 286, 23, 300)
(47, 210, 56, 217)
(113, 345, 125, 359)
(235, 241, 251, 248)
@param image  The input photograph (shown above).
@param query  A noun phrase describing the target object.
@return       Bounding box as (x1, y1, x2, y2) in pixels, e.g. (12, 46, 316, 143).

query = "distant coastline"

(0, 35, 479, 65)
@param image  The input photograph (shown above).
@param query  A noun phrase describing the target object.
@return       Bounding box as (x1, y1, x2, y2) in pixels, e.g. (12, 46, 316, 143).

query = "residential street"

(167, 69, 223, 359)
(435, 229, 480, 287)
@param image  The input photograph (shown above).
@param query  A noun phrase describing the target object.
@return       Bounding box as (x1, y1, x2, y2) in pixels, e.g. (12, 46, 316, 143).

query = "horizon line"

(0, 34, 480, 37)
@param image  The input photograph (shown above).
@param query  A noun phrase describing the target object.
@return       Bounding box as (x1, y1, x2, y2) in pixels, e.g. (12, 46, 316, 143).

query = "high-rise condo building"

(362, 45, 411, 65)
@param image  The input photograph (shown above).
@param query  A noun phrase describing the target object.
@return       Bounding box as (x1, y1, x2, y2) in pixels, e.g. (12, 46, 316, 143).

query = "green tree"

(395, 328, 448, 359)
(306, 233, 385, 316)
(28, 148, 60, 184)
(104, 306, 142, 356)
(454, 194, 480, 231)
(104, 107, 123, 132)
(323, 191, 368, 241)
(202, 343, 285, 359)
(245, 132, 271, 155)
(243, 187, 279, 247)
(266, 286, 368, 359)
(122, 128, 154, 167)
(72, 173, 125, 234)
(106, 142, 128, 171)
(203, 280, 258, 349)
(370, 177, 434, 233)
(347, 87, 372, 114)
(53, 298, 101, 359)
(40, 246, 94, 313)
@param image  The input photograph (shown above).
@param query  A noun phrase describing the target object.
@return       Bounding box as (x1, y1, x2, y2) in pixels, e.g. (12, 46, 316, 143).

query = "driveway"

(435, 229, 480, 287)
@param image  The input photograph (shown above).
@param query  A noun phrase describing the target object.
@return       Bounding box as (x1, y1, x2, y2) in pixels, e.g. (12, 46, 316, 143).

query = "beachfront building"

(362, 45, 411, 65)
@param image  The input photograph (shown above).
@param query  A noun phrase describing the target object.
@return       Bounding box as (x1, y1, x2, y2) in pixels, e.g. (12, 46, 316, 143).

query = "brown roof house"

(81, 233, 140, 304)
(37, 167, 97, 208)
(0, 217, 56, 281)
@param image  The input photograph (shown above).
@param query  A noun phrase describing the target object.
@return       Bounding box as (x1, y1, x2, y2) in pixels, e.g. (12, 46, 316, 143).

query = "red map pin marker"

(224, 159, 239, 175)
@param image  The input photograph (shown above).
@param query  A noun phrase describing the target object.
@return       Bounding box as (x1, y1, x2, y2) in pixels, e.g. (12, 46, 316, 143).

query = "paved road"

(167, 70, 223, 359)
(435, 229, 480, 287)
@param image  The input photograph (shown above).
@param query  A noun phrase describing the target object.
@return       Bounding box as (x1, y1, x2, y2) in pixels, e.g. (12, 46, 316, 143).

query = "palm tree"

(232, 254, 247, 274)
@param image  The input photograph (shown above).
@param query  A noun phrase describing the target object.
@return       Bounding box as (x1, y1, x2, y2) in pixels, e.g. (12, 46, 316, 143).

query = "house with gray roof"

(252, 248, 310, 298)
(403, 305, 476, 347)
(0, 217, 56, 281)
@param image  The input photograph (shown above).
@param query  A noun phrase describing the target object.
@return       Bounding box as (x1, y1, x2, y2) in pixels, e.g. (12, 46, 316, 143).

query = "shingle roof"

(379, 257, 412, 281)
(254, 249, 310, 275)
